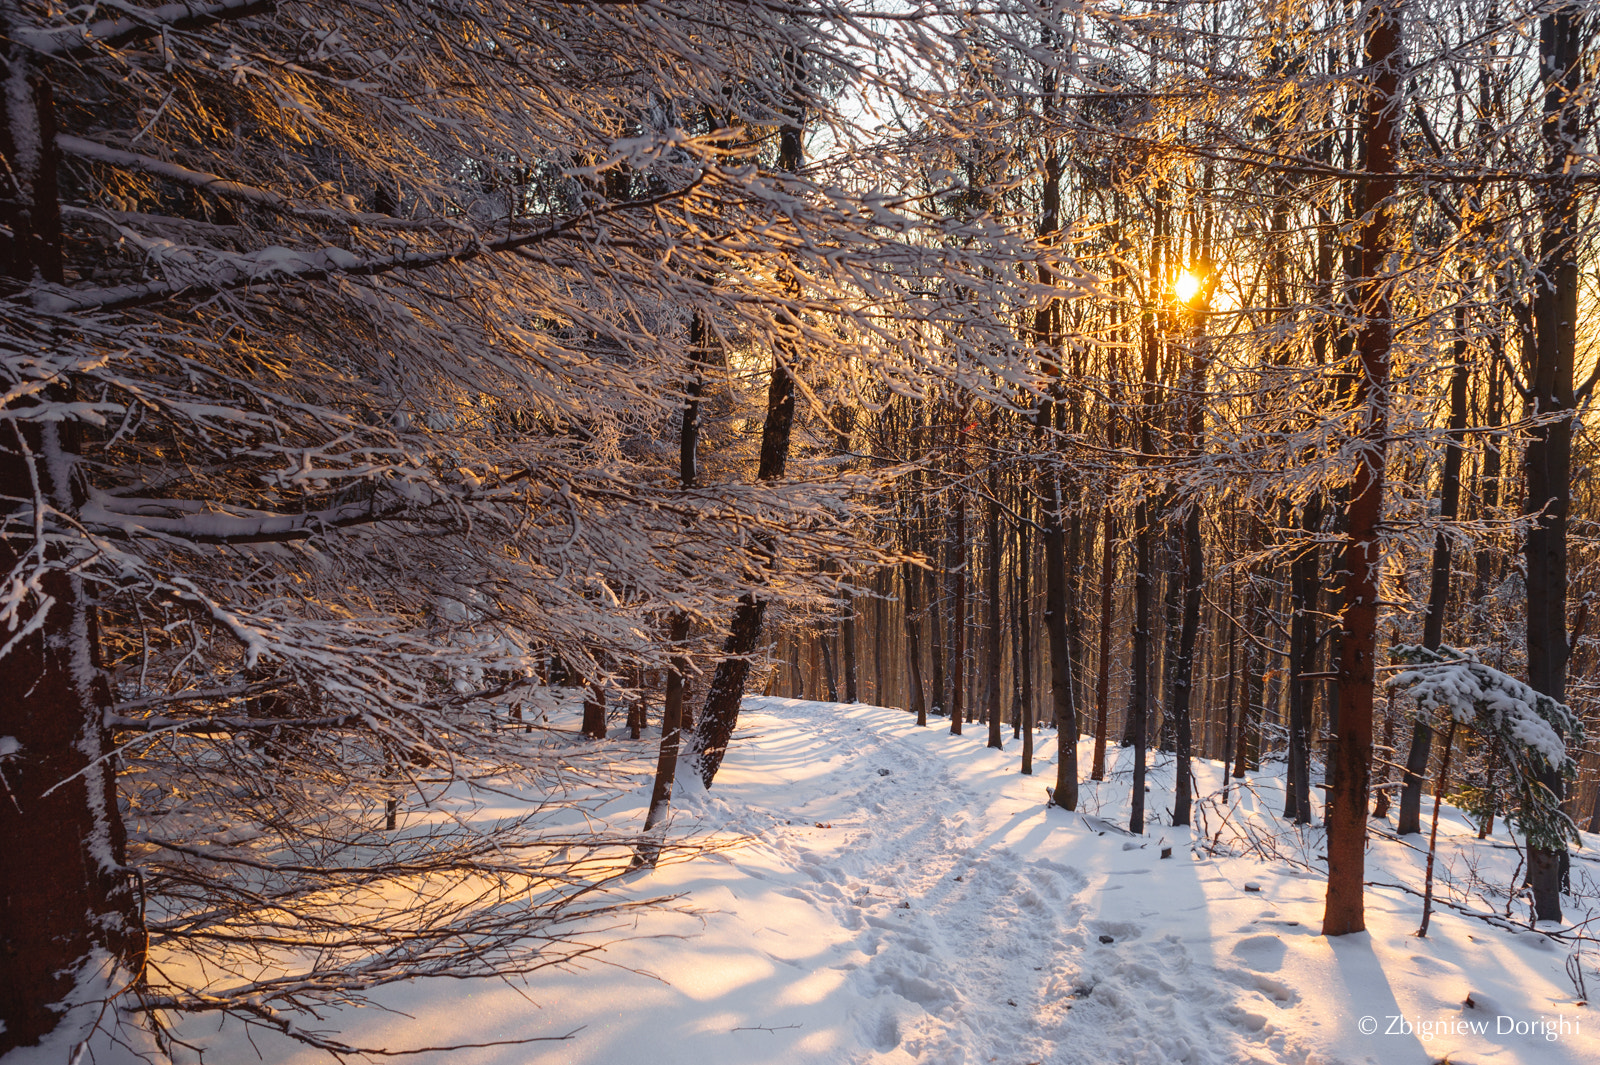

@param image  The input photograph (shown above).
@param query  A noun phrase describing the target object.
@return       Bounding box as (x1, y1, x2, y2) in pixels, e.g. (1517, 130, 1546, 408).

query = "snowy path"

(183, 697, 1597, 1065)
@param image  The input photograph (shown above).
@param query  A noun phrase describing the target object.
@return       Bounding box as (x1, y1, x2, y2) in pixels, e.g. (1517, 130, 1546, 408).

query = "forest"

(0, 0, 1595, 1060)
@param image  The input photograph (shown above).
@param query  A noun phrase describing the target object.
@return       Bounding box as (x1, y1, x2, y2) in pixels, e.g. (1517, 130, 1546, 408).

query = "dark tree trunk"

(1397, 311, 1470, 833)
(819, 625, 840, 702)
(1043, 467, 1078, 808)
(841, 604, 859, 704)
(1523, 5, 1585, 924)
(1018, 509, 1035, 774)
(1285, 498, 1322, 824)
(985, 467, 1004, 750)
(930, 539, 948, 716)
(950, 492, 968, 736)
(688, 51, 805, 786)
(1235, 564, 1267, 779)
(1129, 501, 1153, 834)
(1220, 588, 1239, 799)
(1170, 500, 1203, 827)
(1324, 0, 1400, 937)
(638, 613, 693, 864)
(0, 51, 143, 1052)
(582, 678, 607, 739)
(904, 561, 928, 726)
(1092, 510, 1116, 781)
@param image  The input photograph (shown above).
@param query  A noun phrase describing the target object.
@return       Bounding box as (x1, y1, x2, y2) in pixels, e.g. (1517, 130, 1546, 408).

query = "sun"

(1174, 268, 1202, 303)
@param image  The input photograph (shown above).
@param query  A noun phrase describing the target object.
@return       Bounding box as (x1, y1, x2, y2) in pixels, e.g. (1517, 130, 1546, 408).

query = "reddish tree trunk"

(1324, 0, 1400, 938)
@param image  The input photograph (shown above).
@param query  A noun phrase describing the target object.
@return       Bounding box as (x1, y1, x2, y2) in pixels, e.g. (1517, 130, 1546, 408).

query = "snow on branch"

(1388, 645, 1585, 850)
(15, 0, 277, 60)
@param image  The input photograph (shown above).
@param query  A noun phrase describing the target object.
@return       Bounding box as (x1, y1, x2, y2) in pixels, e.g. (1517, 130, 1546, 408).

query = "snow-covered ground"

(186, 698, 1596, 1064)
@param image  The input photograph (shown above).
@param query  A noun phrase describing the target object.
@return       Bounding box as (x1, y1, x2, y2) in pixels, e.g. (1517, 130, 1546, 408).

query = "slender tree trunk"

(1019, 506, 1036, 774)
(951, 492, 968, 736)
(1092, 510, 1116, 781)
(841, 600, 859, 704)
(638, 613, 693, 864)
(1170, 284, 1211, 828)
(1221, 592, 1239, 800)
(904, 560, 928, 726)
(1044, 464, 1079, 808)
(986, 463, 1004, 750)
(1285, 498, 1322, 824)
(1130, 500, 1153, 834)
(1324, 0, 1400, 937)
(930, 537, 948, 716)
(1397, 310, 1470, 832)
(1171, 499, 1203, 827)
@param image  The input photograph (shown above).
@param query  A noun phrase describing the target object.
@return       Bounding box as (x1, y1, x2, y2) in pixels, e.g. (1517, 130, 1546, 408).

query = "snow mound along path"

(169, 696, 1596, 1065)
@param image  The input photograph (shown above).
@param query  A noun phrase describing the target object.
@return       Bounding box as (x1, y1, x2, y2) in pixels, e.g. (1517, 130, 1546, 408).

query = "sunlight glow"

(1175, 268, 1202, 303)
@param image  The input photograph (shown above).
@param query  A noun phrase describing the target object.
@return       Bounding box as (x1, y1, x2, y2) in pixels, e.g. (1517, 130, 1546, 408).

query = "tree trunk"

(1285, 498, 1322, 824)
(950, 492, 968, 736)
(1020, 514, 1036, 774)
(1324, 0, 1400, 937)
(689, 51, 805, 786)
(1043, 465, 1078, 808)
(0, 52, 143, 1052)
(1397, 310, 1470, 832)
(638, 613, 693, 864)
(985, 464, 1004, 749)
(841, 605, 859, 704)
(1171, 500, 1203, 827)
(1523, 4, 1585, 924)
(904, 560, 928, 726)
(582, 678, 607, 739)
(1129, 500, 1153, 834)
(819, 624, 840, 702)
(1092, 510, 1116, 781)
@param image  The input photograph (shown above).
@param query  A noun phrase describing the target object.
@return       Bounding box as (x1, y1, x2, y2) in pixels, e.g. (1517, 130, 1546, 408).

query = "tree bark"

(904, 560, 928, 726)
(985, 464, 1005, 750)
(1397, 310, 1470, 832)
(0, 53, 144, 1051)
(1523, 4, 1585, 924)
(688, 49, 805, 786)
(1171, 500, 1202, 827)
(582, 678, 607, 739)
(1324, 0, 1400, 938)
(1043, 463, 1078, 808)
(1091, 510, 1116, 781)
(1129, 500, 1153, 834)
(950, 491, 968, 736)
(1285, 498, 1322, 824)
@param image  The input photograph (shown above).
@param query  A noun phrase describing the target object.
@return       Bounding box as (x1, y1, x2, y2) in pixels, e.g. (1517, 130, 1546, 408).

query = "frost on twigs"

(1387, 645, 1583, 851)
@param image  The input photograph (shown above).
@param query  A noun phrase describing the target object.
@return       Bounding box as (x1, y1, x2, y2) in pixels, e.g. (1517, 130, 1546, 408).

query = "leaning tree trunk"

(1324, 0, 1400, 938)
(688, 48, 806, 787)
(638, 305, 713, 856)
